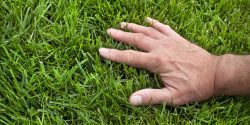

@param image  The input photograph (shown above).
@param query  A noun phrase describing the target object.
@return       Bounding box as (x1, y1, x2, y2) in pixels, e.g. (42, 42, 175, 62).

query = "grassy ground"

(0, 0, 250, 124)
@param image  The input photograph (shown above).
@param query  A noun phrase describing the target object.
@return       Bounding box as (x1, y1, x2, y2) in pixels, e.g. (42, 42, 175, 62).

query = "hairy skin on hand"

(99, 17, 250, 106)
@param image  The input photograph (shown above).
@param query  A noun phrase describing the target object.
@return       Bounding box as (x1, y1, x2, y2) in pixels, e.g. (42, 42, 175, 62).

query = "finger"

(120, 22, 166, 40)
(99, 48, 155, 71)
(107, 28, 157, 51)
(129, 88, 174, 106)
(145, 17, 180, 37)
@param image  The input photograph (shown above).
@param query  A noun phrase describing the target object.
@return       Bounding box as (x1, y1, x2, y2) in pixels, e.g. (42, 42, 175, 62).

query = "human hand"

(99, 17, 220, 106)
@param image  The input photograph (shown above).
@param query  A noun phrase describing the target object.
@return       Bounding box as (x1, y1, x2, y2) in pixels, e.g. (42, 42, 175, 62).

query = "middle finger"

(120, 22, 167, 40)
(107, 28, 158, 52)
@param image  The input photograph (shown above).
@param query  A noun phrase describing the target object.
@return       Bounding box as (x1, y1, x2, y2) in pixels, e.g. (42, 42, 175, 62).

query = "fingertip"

(99, 48, 110, 58)
(129, 88, 174, 106)
(145, 17, 154, 23)
(107, 28, 116, 35)
(120, 22, 127, 29)
(129, 94, 143, 106)
(145, 17, 151, 21)
(145, 17, 160, 26)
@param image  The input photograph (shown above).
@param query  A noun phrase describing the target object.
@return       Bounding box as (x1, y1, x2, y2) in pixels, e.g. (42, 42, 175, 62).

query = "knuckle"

(127, 23, 133, 29)
(125, 50, 134, 64)
(150, 54, 164, 72)
(146, 27, 156, 35)
(154, 55, 164, 65)
(164, 25, 171, 29)
(151, 20, 159, 26)
(111, 49, 119, 60)
(161, 39, 172, 46)
(134, 33, 145, 42)
(142, 89, 153, 99)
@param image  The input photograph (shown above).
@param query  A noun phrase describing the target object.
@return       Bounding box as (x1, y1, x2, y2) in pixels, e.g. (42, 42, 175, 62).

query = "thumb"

(129, 88, 173, 106)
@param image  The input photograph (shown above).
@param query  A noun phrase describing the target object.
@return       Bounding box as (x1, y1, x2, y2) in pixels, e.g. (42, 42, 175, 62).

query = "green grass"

(0, 0, 250, 124)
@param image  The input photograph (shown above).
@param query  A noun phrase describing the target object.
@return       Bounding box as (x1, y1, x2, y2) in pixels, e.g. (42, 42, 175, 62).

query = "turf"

(0, 0, 250, 124)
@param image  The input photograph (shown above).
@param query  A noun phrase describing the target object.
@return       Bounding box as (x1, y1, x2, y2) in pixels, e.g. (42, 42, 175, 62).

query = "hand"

(99, 17, 220, 106)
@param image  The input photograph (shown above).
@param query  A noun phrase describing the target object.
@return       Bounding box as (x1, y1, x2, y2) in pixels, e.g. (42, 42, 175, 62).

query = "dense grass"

(0, 0, 250, 124)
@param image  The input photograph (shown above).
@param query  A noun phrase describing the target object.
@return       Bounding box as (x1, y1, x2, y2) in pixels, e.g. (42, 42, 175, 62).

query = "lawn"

(0, 0, 250, 124)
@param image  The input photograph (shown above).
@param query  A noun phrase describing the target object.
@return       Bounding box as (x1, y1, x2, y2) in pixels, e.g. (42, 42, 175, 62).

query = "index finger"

(99, 48, 157, 72)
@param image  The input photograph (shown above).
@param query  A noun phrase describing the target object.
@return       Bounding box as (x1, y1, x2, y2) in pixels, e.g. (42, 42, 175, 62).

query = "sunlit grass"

(0, 0, 249, 124)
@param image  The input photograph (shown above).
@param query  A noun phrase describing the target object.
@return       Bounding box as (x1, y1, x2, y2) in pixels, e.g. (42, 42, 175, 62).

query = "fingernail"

(99, 48, 109, 57)
(145, 17, 152, 22)
(107, 28, 116, 35)
(130, 95, 142, 105)
(120, 22, 127, 29)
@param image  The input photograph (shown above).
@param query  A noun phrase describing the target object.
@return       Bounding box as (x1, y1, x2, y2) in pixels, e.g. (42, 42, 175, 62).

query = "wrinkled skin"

(99, 17, 220, 106)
